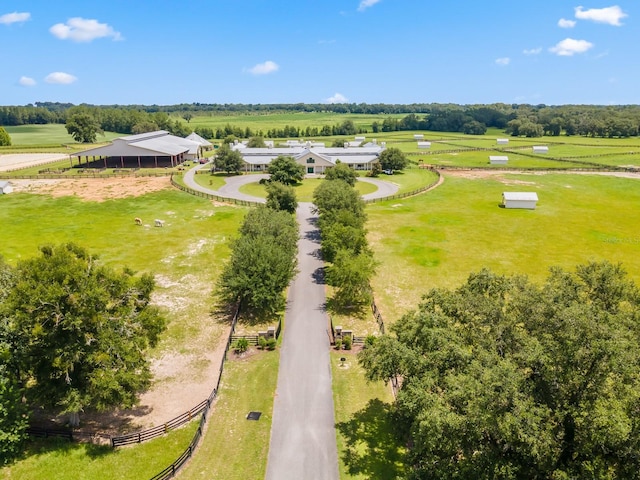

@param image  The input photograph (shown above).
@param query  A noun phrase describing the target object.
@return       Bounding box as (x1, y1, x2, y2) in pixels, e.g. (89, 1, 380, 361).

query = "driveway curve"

(182, 164, 400, 203)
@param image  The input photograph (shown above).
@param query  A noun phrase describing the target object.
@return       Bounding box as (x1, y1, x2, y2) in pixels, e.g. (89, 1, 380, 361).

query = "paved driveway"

(265, 202, 339, 480)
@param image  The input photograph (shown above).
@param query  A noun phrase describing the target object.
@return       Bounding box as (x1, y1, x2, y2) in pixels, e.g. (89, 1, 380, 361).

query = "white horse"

(155, 219, 165, 227)
(134, 217, 143, 226)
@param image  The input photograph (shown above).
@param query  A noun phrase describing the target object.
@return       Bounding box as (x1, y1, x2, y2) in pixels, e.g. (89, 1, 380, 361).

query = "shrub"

(343, 336, 352, 350)
(364, 335, 377, 348)
(334, 339, 342, 350)
(234, 337, 249, 353)
(258, 336, 267, 350)
(266, 338, 277, 351)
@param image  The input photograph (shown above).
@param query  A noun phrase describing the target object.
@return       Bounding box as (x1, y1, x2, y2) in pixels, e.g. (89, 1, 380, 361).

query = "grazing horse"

(155, 219, 165, 227)
(134, 217, 143, 226)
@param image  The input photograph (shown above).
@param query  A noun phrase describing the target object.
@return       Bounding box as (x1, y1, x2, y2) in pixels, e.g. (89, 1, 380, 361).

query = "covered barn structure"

(71, 131, 203, 169)
(502, 192, 538, 210)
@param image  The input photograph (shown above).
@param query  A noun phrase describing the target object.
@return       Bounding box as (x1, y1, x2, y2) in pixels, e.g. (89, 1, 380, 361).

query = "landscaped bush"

(234, 337, 249, 353)
(258, 336, 267, 350)
(343, 336, 352, 350)
(334, 339, 342, 350)
(266, 338, 277, 351)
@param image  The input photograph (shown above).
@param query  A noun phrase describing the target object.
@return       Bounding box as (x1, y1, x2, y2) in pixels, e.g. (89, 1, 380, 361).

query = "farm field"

(182, 112, 406, 133)
(367, 171, 640, 324)
(3, 124, 120, 149)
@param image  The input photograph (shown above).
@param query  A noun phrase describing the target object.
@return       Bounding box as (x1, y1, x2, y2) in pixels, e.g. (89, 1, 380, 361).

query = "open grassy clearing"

(191, 171, 233, 191)
(426, 150, 586, 169)
(331, 351, 405, 479)
(181, 112, 406, 133)
(367, 172, 640, 324)
(4, 124, 121, 147)
(1, 421, 199, 480)
(178, 350, 279, 480)
(238, 177, 377, 202)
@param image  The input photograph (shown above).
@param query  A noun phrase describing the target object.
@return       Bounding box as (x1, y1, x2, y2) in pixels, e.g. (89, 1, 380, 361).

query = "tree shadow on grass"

(336, 398, 406, 479)
(325, 297, 368, 318)
(21, 436, 113, 461)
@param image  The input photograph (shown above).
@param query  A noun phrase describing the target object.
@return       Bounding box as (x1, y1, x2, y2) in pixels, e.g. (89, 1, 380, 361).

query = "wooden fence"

(363, 167, 441, 204)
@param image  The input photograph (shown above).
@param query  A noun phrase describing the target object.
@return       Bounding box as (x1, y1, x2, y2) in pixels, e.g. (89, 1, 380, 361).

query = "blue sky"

(1, 1, 636, 106)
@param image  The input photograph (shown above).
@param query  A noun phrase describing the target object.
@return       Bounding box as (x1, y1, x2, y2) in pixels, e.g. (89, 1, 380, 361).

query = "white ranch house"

(502, 192, 538, 210)
(489, 155, 508, 165)
(232, 143, 386, 174)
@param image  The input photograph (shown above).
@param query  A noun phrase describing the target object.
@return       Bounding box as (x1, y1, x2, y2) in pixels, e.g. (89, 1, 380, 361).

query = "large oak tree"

(359, 262, 640, 479)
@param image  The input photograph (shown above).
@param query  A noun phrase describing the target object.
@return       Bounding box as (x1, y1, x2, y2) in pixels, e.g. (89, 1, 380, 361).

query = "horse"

(155, 219, 165, 227)
(134, 217, 143, 226)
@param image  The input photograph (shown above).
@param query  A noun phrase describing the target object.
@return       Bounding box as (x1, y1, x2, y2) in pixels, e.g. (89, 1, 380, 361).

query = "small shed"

(502, 192, 538, 210)
(414, 134, 424, 140)
(489, 155, 508, 165)
(354, 136, 366, 141)
(417, 141, 431, 149)
(533, 145, 549, 154)
(0, 181, 13, 194)
(497, 138, 509, 145)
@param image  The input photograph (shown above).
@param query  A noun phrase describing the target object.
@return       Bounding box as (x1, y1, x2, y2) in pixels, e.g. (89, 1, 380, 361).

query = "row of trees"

(359, 261, 640, 479)
(0, 244, 166, 463)
(217, 206, 299, 315)
(313, 165, 376, 309)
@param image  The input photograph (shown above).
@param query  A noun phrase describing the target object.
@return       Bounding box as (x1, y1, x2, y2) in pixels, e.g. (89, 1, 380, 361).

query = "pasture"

(3, 124, 120, 149)
(0, 181, 250, 476)
(367, 171, 640, 323)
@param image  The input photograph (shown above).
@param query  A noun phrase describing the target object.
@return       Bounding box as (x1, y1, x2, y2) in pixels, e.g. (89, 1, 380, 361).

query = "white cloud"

(558, 18, 577, 28)
(50, 17, 122, 42)
(575, 5, 628, 26)
(495, 57, 510, 66)
(325, 93, 348, 104)
(0, 12, 30, 25)
(247, 60, 279, 75)
(45, 72, 78, 85)
(358, 0, 381, 12)
(549, 38, 594, 56)
(19, 76, 36, 86)
(523, 47, 542, 55)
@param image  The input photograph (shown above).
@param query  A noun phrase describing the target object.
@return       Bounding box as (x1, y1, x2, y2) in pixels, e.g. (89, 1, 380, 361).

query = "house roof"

(489, 156, 509, 160)
(186, 132, 213, 147)
(503, 192, 538, 201)
(0, 180, 11, 188)
(237, 145, 385, 166)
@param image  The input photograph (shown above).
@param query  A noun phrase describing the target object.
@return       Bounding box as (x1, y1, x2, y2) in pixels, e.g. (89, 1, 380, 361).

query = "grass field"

(1, 420, 199, 480)
(0, 186, 251, 476)
(367, 172, 640, 324)
(331, 351, 405, 479)
(238, 177, 377, 202)
(3, 124, 121, 149)
(178, 350, 279, 480)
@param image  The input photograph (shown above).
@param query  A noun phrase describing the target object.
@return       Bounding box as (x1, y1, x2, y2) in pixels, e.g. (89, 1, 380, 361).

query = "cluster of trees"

(0, 244, 165, 463)
(359, 261, 640, 479)
(217, 208, 298, 315)
(313, 166, 376, 308)
(377, 147, 409, 172)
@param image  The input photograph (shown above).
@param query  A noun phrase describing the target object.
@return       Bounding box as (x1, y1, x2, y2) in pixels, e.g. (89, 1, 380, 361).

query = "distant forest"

(2, 102, 640, 140)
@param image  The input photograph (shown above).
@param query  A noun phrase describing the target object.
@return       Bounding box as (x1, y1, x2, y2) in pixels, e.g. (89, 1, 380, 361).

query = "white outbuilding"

(489, 155, 508, 165)
(533, 145, 549, 153)
(497, 138, 509, 145)
(414, 134, 424, 140)
(502, 192, 538, 210)
(0, 180, 13, 194)
(417, 141, 431, 149)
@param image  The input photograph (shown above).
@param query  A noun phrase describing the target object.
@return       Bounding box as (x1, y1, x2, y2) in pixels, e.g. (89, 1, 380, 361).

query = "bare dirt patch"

(10, 176, 172, 201)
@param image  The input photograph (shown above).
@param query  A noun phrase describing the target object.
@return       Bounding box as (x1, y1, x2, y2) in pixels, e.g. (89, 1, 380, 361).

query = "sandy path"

(0, 153, 71, 172)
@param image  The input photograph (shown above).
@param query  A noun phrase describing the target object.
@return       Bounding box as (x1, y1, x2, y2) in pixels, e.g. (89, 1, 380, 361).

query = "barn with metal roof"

(72, 130, 203, 169)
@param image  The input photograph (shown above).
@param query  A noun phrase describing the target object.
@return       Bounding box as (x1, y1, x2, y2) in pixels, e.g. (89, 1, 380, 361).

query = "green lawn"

(3, 124, 121, 148)
(238, 177, 377, 202)
(367, 172, 640, 324)
(1, 420, 199, 480)
(178, 350, 279, 480)
(331, 351, 405, 479)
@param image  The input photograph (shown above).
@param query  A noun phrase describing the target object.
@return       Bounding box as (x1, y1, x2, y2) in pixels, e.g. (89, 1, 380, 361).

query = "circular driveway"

(182, 164, 400, 203)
